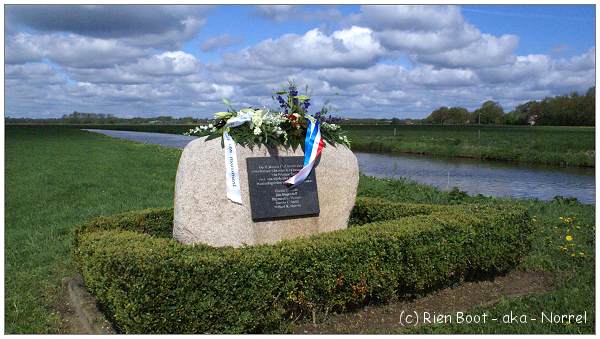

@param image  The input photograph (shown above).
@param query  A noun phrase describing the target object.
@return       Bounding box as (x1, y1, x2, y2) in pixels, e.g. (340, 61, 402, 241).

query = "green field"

(5, 125, 595, 333)
(38, 123, 595, 167)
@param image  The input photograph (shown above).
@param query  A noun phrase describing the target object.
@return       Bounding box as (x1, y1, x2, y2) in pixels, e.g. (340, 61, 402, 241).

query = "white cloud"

(6, 5, 211, 49)
(373, 24, 480, 54)
(120, 17, 206, 49)
(254, 5, 342, 23)
(415, 34, 519, 68)
(225, 26, 385, 69)
(5, 62, 64, 84)
(356, 5, 465, 32)
(354, 5, 519, 70)
(6, 33, 149, 68)
(556, 47, 595, 71)
(316, 64, 405, 88)
(201, 33, 243, 52)
(477, 54, 550, 83)
(355, 5, 481, 55)
(131, 51, 201, 76)
(254, 5, 297, 22)
(62, 51, 202, 86)
(408, 66, 479, 87)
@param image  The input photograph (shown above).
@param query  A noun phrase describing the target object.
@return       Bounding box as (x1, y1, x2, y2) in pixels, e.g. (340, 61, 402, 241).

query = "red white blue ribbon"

(285, 117, 325, 187)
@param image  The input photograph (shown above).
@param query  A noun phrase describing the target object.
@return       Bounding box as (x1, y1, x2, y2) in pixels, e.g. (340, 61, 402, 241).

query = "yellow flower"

(565, 235, 573, 241)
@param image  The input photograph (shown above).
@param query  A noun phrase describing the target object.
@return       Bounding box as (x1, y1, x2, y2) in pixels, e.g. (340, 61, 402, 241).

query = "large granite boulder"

(173, 137, 359, 247)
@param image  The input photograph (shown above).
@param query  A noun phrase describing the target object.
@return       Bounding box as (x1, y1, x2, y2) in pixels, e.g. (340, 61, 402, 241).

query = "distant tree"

(505, 87, 594, 126)
(157, 116, 173, 122)
(473, 101, 504, 124)
(446, 107, 470, 124)
(425, 106, 449, 124)
(424, 106, 469, 125)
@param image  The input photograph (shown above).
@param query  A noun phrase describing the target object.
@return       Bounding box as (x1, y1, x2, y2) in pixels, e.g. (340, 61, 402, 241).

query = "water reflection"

(82, 129, 197, 149)
(356, 152, 595, 204)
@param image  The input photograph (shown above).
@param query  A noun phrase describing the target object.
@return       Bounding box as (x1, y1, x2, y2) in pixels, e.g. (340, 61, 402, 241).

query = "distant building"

(527, 114, 539, 126)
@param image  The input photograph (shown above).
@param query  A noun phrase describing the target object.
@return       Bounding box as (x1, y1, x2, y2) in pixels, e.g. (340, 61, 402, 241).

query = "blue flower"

(276, 95, 288, 109)
(303, 99, 311, 111)
(314, 111, 323, 121)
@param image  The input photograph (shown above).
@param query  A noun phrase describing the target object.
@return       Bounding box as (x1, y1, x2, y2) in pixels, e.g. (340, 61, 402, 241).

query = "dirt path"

(55, 276, 115, 334)
(293, 270, 555, 334)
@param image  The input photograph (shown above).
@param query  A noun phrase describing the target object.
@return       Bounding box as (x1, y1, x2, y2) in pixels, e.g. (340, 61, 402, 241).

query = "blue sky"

(5, 5, 596, 119)
(462, 5, 594, 57)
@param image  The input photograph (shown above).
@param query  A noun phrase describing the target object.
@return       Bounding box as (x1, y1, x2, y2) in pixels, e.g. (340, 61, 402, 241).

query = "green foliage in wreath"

(186, 82, 350, 151)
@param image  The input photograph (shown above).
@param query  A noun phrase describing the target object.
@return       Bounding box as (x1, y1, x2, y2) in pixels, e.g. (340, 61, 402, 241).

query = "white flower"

(263, 111, 285, 125)
(252, 110, 264, 128)
(322, 122, 339, 131)
(214, 111, 232, 119)
(338, 135, 350, 146)
(235, 110, 254, 123)
(253, 126, 262, 135)
(208, 124, 214, 129)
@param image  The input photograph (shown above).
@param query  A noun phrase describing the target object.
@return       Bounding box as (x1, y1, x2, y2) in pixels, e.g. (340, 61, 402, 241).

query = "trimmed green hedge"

(350, 197, 442, 225)
(74, 198, 533, 333)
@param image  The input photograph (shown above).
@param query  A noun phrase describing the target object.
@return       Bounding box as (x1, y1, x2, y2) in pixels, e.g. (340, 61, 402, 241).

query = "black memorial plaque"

(246, 156, 320, 221)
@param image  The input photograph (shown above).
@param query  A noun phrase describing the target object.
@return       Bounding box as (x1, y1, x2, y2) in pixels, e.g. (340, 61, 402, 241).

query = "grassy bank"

(5, 125, 595, 333)
(345, 124, 595, 167)
(30, 123, 595, 167)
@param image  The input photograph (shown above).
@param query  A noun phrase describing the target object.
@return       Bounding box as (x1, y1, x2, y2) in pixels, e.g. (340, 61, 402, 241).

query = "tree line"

(423, 87, 595, 126)
(6, 87, 595, 126)
(5, 111, 208, 125)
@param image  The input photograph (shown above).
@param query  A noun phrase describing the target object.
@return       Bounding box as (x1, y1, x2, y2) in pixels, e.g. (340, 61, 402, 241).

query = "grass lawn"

(4, 125, 595, 333)
(5, 126, 180, 333)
